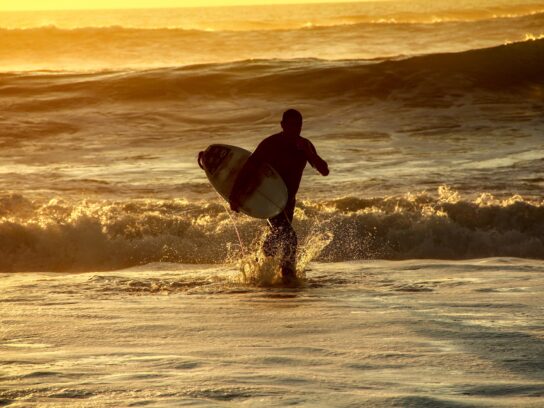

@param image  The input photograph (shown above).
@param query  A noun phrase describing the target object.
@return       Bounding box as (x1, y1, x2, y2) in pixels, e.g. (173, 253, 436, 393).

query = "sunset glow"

(0, 0, 372, 11)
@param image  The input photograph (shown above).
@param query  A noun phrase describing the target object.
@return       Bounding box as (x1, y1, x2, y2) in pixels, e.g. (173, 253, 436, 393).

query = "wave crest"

(1, 188, 542, 272)
(3, 38, 543, 110)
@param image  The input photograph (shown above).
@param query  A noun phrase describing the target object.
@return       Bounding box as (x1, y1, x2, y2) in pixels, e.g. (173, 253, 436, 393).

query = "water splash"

(234, 223, 334, 287)
(1, 188, 542, 272)
(234, 229, 282, 287)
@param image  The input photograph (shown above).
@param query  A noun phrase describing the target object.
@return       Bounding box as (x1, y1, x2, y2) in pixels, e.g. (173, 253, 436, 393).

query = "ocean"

(1, 1, 544, 406)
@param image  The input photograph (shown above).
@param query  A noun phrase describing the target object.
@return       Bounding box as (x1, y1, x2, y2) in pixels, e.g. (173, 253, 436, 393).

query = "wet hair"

(282, 109, 303, 123)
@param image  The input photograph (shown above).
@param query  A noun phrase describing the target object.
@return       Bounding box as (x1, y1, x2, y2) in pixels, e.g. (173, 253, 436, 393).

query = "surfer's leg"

(263, 200, 297, 283)
(279, 199, 297, 277)
(262, 214, 285, 257)
(263, 216, 297, 282)
(280, 224, 297, 278)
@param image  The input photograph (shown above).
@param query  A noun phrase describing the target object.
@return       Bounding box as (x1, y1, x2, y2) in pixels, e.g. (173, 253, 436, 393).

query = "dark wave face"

(2, 39, 543, 104)
(0, 192, 542, 272)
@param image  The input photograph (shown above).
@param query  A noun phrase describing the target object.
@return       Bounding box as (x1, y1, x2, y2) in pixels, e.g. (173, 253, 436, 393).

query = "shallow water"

(1, 259, 543, 407)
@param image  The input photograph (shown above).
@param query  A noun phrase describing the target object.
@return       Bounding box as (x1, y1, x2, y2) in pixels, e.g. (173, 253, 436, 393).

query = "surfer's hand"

(317, 160, 329, 176)
(229, 200, 240, 212)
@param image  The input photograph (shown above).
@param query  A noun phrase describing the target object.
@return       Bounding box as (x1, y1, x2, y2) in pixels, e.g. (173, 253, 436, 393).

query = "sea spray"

(296, 226, 334, 275)
(0, 188, 542, 272)
(234, 223, 334, 286)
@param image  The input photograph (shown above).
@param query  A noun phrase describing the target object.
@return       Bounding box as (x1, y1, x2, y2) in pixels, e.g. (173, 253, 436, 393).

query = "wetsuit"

(231, 132, 325, 274)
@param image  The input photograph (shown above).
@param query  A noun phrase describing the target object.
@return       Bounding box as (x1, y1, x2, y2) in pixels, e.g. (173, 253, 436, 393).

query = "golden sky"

(1, 0, 369, 11)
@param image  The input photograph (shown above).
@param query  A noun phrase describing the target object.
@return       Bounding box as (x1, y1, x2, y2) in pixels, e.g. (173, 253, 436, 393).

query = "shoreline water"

(1, 259, 543, 407)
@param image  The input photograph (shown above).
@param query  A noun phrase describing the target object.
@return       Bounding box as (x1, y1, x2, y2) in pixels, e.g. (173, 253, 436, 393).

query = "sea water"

(1, 1, 543, 406)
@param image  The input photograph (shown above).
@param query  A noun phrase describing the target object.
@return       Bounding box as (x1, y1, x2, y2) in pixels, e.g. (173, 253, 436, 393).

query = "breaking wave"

(1, 187, 542, 272)
(2, 38, 543, 110)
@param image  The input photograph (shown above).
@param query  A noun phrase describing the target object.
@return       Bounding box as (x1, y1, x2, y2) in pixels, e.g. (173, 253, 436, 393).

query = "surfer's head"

(281, 109, 303, 138)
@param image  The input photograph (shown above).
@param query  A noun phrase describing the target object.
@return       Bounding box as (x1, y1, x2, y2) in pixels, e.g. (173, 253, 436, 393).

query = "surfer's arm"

(303, 139, 329, 176)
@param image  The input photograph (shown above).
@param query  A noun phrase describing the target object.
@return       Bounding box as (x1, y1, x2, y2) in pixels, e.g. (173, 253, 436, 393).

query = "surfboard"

(198, 144, 288, 219)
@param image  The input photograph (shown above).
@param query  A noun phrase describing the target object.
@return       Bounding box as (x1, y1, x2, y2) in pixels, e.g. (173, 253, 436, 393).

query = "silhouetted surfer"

(230, 109, 329, 284)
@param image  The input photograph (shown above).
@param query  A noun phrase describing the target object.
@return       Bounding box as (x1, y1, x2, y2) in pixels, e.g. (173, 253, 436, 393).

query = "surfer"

(229, 109, 329, 284)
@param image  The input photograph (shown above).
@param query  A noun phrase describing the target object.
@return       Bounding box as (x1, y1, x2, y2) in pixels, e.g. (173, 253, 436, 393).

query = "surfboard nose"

(200, 145, 231, 174)
(197, 151, 205, 170)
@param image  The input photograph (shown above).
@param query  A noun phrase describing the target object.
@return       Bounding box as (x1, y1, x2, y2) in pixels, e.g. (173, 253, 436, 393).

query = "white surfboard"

(198, 144, 288, 219)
